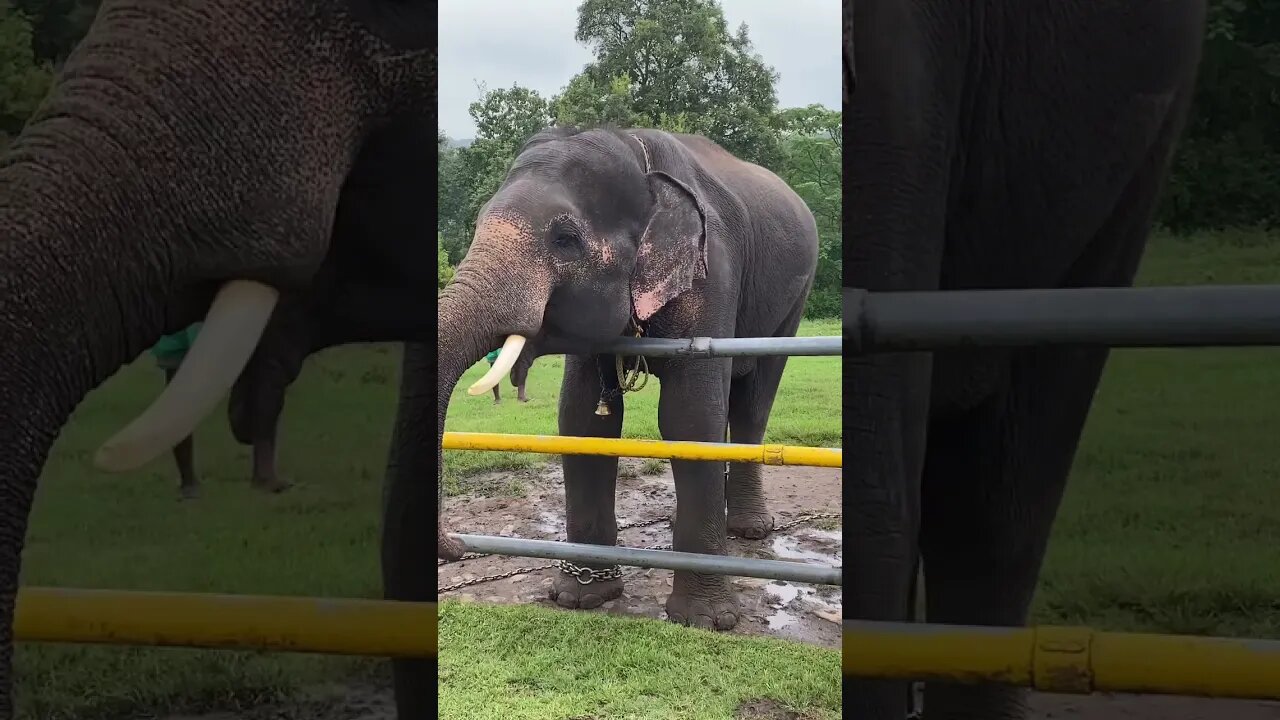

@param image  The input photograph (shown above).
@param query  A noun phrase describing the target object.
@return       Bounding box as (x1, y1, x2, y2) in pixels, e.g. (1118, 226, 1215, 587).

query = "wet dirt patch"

(439, 459, 843, 649)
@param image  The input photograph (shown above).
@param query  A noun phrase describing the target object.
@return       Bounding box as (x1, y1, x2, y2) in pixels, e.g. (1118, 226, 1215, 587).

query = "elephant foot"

(665, 576, 740, 630)
(727, 510, 774, 539)
(550, 570, 623, 609)
(439, 525, 467, 561)
(251, 476, 293, 494)
(178, 484, 200, 501)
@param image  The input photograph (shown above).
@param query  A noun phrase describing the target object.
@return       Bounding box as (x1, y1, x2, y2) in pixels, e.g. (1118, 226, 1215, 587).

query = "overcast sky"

(438, 0, 841, 139)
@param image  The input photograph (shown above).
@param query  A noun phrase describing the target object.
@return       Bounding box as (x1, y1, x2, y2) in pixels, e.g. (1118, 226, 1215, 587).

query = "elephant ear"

(631, 170, 709, 322)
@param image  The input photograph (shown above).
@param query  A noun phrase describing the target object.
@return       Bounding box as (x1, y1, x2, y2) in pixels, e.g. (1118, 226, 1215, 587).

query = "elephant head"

(435, 126, 710, 558)
(0, 0, 431, 715)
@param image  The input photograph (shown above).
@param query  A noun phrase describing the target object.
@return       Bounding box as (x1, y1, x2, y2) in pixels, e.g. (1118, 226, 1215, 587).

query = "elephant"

(151, 324, 290, 498)
(846, 2, 1207, 718)
(0, 1, 435, 717)
(482, 346, 531, 404)
(434, 126, 820, 629)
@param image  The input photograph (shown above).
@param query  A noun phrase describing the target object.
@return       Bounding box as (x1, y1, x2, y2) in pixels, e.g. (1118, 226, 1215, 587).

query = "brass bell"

(594, 399, 611, 416)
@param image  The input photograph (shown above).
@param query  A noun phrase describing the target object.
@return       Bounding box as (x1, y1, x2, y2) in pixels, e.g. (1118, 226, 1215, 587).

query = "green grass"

(438, 601, 840, 720)
(443, 318, 842, 484)
(15, 321, 840, 718)
(14, 228, 1280, 717)
(1032, 228, 1280, 637)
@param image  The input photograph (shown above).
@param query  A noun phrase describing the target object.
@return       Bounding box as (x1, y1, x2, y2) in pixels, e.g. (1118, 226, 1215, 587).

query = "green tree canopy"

(438, 232, 455, 290)
(563, 0, 781, 167)
(0, 2, 51, 148)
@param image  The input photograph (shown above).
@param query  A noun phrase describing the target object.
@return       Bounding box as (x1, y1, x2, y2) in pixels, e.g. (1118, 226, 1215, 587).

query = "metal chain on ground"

(437, 510, 841, 593)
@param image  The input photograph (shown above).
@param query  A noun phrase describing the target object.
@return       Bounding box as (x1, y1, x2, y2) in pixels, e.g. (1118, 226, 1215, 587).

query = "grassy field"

(1033, 228, 1280, 637)
(439, 602, 840, 720)
(13, 229, 1280, 717)
(15, 319, 841, 718)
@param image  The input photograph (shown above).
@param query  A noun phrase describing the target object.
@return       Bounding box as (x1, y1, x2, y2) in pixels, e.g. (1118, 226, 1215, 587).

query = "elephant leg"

(660, 358, 738, 630)
(724, 354, 792, 540)
(551, 354, 624, 609)
(845, 0, 958, 712)
(919, 346, 1109, 720)
(383, 341, 434, 718)
(163, 367, 200, 499)
(250, 431, 290, 493)
(919, 137, 1169, 718)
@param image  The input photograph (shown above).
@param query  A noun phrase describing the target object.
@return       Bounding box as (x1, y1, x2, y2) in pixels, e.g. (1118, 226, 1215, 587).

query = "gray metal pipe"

(540, 335, 841, 358)
(450, 533, 842, 586)
(844, 285, 1280, 351)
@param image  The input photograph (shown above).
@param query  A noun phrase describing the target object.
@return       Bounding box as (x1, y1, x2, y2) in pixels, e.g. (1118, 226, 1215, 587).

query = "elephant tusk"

(93, 280, 280, 473)
(467, 334, 526, 396)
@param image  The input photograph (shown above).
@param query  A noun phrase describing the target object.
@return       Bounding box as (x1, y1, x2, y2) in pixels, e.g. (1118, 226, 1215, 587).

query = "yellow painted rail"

(442, 432, 842, 468)
(843, 621, 1280, 700)
(14, 588, 436, 657)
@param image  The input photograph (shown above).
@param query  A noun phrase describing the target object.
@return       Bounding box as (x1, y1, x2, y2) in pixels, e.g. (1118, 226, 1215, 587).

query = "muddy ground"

(160, 460, 1280, 719)
(439, 459, 845, 648)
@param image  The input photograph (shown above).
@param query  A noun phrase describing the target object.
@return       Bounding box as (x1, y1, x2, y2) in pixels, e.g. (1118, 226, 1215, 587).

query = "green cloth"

(485, 348, 500, 364)
(151, 322, 203, 360)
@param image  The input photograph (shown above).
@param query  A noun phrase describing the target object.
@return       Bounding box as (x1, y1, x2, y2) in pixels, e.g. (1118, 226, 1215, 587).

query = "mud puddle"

(439, 459, 844, 649)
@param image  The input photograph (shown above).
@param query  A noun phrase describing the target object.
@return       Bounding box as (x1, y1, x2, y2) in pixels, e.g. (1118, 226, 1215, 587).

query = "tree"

(437, 233, 455, 290)
(450, 83, 550, 256)
(0, 2, 52, 149)
(563, 0, 781, 167)
(12, 0, 98, 64)
(551, 72, 643, 128)
(437, 131, 472, 263)
(776, 105, 842, 318)
(1158, 0, 1280, 231)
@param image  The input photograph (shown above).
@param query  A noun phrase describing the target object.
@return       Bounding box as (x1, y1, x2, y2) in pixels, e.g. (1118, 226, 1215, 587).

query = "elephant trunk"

(433, 262, 546, 559)
(0, 129, 176, 716)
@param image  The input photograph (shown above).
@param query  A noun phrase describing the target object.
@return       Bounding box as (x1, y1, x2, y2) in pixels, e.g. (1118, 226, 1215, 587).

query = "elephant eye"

(548, 217, 583, 252)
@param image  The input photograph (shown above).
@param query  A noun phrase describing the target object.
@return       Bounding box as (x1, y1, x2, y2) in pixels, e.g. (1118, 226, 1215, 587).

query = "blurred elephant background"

(151, 322, 290, 498)
(0, 1, 435, 718)
(847, 2, 1208, 719)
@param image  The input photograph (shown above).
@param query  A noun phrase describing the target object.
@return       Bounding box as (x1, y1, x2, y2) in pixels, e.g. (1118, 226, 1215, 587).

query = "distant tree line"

(1159, 0, 1280, 231)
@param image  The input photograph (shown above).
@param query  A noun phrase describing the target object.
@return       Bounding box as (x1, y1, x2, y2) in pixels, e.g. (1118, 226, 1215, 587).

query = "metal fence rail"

(441, 332, 843, 592)
(15, 587, 435, 656)
(451, 534, 841, 585)
(541, 335, 841, 357)
(841, 620, 1280, 701)
(843, 285, 1280, 351)
(838, 283, 1280, 701)
(443, 432, 842, 468)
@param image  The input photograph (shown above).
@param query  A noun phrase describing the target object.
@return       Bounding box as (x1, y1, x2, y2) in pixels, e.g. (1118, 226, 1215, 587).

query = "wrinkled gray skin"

(0, 2, 434, 717)
(847, 2, 1207, 718)
(435, 127, 819, 628)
